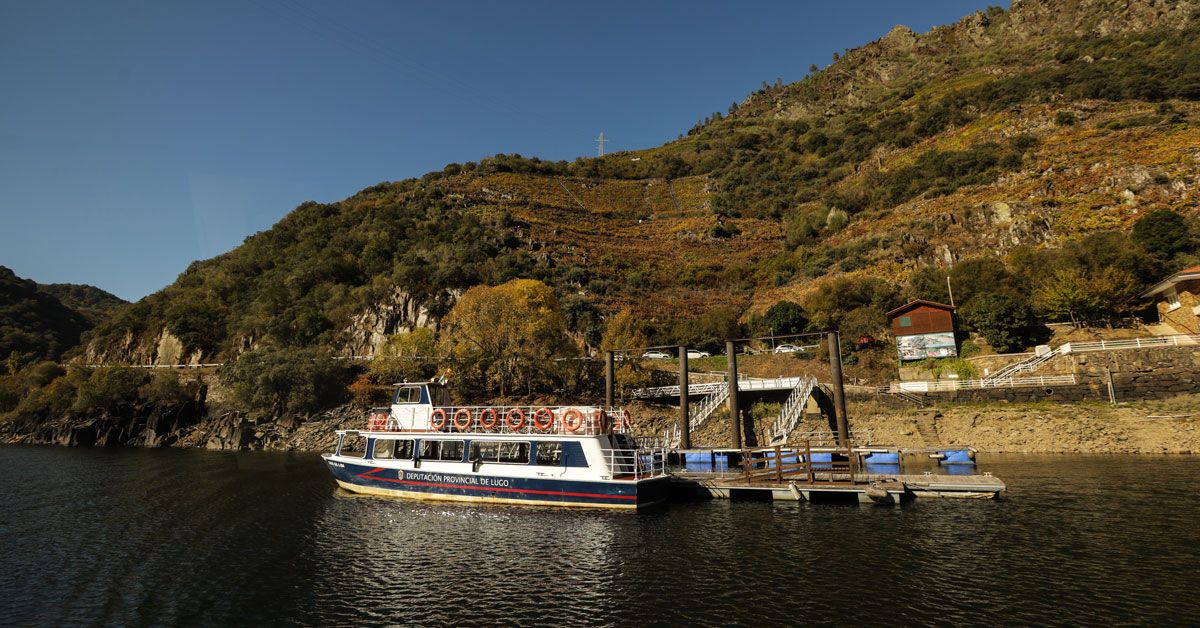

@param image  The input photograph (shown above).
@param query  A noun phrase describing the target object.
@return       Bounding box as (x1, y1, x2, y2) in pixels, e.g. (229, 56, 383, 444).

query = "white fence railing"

(891, 374, 1077, 393)
(600, 448, 668, 479)
(631, 376, 806, 399)
(1061, 335, 1200, 353)
(632, 382, 724, 399)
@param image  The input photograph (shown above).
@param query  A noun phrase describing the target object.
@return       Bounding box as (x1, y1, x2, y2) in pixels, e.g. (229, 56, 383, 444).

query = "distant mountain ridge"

(0, 266, 97, 363)
(70, 0, 1200, 366)
(37, 283, 126, 327)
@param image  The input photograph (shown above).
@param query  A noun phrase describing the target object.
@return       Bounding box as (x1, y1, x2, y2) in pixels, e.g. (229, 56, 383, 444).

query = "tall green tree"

(1132, 209, 1194, 258)
(960, 294, 1038, 353)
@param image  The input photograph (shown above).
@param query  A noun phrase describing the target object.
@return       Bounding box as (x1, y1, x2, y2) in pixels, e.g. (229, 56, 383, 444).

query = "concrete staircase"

(913, 412, 942, 446)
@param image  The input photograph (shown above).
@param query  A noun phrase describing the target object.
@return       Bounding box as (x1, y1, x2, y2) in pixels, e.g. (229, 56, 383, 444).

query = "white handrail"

(1062, 335, 1200, 352)
(689, 386, 730, 431)
(599, 447, 668, 479)
(891, 374, 1077, 392)
(770, 376, 818, 444)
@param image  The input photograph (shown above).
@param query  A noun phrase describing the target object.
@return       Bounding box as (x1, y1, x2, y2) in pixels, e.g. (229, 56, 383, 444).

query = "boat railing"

(367, 406, 632, 436)
(600, 447, 669, 480)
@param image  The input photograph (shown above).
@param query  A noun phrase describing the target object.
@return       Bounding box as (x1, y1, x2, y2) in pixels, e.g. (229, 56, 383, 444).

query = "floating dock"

(665, 444, 1006, 505)
(670, 472, 1005, 504)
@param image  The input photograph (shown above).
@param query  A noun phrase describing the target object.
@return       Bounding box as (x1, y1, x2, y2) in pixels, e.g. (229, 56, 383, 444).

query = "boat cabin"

(387, 381, 451, 431)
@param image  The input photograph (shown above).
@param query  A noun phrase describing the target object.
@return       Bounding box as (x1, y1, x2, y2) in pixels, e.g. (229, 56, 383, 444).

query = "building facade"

(1141, 265, 1200, 335)
(887, 300, 958, 361)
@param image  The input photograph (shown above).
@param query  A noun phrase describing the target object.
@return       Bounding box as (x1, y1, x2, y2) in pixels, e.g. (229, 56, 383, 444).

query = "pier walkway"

(666, 442, 1006, 504)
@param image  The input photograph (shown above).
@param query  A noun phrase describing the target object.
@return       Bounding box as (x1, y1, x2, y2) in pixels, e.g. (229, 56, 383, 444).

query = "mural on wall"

(897, 332, 957, 361)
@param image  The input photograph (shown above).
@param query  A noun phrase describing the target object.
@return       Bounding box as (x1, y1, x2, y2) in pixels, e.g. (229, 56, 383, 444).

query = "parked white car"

(774, 344, 804, 354)
(686, 350, 711, 359)
(641, 350, 672, 359)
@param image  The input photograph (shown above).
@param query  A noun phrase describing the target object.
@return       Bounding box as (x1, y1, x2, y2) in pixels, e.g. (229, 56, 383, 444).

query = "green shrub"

(369, 328, 439, 385)
(72, 367, 150, 413)
(749, 301, 808, 337)
(1055, 111, 1077, 126)
(219, 346, 352, 416)
(961, 293, 1038, 353)
(139, 372, 193, 406)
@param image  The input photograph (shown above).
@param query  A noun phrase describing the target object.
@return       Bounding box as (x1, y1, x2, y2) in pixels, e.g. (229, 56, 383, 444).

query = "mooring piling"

(827, 331, 849, 445)
(605, 350, 615, 410)
(679, 345, 691, 449)
(727, 340, 741, 448)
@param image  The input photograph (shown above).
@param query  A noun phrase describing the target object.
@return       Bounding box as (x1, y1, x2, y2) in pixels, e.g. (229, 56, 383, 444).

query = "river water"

(1, 446, 1198, 626)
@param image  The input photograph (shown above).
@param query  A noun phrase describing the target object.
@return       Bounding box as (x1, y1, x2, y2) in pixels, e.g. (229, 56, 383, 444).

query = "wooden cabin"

(887, 300, 958, 361)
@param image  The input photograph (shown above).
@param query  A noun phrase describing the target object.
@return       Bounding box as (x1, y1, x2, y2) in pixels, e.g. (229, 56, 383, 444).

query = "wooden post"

(1106, 367, 1116, 405)
(604, 351, 615, 410)
(726, 340, 741, 449)
(679, 345, 691, 449)
(774, 445, 783, 483)
(805, 440, 813, 484)
(827, 332, 849, 446)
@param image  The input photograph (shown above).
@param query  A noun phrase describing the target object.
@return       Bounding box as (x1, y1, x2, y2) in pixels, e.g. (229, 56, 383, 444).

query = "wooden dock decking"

(669, 471, 1006, 504)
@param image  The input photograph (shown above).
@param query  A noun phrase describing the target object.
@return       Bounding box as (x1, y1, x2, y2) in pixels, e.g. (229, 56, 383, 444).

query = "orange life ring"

(430, 408, 448, 431)
(367, 412, 383, 430)
(533, 407, 555, 432)
(505, 408, 527, 431)
(595, 409, 609, 433)
(563, 408, 586, 433)
(479, 407, 499, 430)
(453, 408, 473, 431)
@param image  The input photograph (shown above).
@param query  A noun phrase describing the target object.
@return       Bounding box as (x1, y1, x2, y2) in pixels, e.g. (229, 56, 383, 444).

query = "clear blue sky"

(0, 0, 996, 301)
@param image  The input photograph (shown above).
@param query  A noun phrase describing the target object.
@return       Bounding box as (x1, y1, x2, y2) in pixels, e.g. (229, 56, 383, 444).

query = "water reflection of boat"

(322, 380, 670, 509)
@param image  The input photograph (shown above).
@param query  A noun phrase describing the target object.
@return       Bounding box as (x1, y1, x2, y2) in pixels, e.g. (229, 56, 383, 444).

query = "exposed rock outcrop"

(339, 287, 440, 358)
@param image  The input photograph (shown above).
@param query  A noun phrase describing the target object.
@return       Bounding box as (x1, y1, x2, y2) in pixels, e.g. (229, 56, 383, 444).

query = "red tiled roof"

(886, 299, 955, 317)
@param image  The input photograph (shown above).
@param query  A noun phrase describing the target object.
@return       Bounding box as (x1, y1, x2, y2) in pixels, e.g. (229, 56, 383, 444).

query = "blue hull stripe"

(328, 459, 665, 506)
(356, 466, 635, 501)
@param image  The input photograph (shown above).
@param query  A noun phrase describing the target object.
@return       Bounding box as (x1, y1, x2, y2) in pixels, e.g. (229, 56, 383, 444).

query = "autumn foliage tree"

(369, 328, 439, 385)
(439, 279, 576, 397)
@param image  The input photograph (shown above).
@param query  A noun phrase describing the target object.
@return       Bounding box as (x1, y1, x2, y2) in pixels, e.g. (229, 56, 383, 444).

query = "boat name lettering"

(404, 471, 511, 488)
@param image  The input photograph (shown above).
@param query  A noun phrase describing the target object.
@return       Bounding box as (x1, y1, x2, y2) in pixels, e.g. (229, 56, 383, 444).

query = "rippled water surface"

(2, 446, 1199, 626)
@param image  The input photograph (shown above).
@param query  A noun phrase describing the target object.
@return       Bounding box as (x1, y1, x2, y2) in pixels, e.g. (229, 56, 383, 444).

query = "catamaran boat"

(322, 380, 670, 509)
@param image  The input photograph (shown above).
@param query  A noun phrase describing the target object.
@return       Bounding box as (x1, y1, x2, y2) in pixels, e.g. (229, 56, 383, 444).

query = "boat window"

(394, 386, 421, 404)
(421, 440, 465, 462)
(396, 439, 415, 459)
(372, 439, 394, 459)
(340, 434, 366, 458)
(471, 441, 530, 464)
(536, 442, 563, 466)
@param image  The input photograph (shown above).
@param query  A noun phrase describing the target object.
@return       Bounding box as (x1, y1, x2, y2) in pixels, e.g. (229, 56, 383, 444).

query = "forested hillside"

(37, 283, 126, 326)
(70, 0, 1200, 370)
(4, 0, 1200, 441)
(0, 267, 92, 364)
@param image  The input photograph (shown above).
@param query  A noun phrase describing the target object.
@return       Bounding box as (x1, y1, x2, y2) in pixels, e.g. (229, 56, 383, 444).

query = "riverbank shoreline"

(3, 394, 1198, 455)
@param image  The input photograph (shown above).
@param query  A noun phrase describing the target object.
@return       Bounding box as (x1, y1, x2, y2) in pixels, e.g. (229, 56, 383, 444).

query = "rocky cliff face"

(80, 328, 207, 366)
(752, 0, 1200, 119)
(339, 287, 439, 358)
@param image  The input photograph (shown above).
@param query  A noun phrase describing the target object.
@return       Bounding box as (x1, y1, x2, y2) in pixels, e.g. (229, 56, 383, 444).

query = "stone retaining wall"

(914, 345, 1199, 404)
